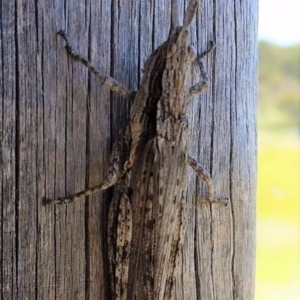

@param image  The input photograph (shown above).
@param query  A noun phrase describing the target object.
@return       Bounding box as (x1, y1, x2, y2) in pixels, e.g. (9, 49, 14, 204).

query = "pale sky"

(259, 0, 300, 46)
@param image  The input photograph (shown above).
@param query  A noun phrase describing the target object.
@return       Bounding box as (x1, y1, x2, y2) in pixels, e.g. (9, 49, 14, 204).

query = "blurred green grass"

(256, 132, 300, 300)
(256, 40, 300, 299)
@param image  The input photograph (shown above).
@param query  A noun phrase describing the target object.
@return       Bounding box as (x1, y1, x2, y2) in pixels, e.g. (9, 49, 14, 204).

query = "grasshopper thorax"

(156, 25, 196, 148)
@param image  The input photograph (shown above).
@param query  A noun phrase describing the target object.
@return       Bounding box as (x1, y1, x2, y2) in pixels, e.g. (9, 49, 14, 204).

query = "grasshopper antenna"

(183, 0, 199, 29)
(169, 0, 180, 35)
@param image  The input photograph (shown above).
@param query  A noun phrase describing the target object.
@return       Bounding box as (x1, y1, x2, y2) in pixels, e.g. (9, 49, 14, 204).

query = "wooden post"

(0, 0, 257, 299)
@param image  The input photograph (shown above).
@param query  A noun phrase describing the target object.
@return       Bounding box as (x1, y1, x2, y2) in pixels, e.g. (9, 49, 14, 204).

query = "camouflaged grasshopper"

(44, 0, 228, 299)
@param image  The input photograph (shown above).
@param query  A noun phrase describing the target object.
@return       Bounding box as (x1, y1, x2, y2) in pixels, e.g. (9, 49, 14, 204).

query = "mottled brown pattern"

(43, 1, 229, 299)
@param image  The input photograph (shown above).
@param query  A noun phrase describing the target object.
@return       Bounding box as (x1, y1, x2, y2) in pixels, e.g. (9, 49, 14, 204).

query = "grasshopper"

(44, 0, 228, 299)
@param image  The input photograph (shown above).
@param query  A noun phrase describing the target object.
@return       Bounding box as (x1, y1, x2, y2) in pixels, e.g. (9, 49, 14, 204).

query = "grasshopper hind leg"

(43, 131, 131, 205)
(108, 182, 132, 300)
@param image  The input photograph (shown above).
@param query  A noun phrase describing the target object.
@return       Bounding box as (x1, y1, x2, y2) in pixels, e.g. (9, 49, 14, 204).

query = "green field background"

(255, 132, 300, 299)
(255, 41, 300, 299)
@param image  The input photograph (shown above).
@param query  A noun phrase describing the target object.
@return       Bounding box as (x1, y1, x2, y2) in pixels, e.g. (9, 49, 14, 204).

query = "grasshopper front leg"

(188, 41, 215, 98)
(57, 30, 136, 98)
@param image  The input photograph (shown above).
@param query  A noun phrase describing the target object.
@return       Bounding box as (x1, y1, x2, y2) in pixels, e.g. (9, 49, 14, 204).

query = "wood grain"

(0, 0, 257, 299)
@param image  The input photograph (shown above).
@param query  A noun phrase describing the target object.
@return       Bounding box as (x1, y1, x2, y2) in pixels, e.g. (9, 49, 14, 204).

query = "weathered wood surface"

(0, 0, 257, 299)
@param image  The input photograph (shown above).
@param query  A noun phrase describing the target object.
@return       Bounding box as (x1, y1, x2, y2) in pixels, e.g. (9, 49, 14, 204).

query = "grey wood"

(1, 1, 17, 299)
(0, 0, 257, 299)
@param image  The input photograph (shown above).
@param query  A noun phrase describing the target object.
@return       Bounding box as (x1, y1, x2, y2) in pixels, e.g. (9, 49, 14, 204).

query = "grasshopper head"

(160, 0, 199, 113)
(165, 25, 196, 61)
(138, 1, 200, 147)
(156, 1, 200, 147)
(155, 26, 197, 148)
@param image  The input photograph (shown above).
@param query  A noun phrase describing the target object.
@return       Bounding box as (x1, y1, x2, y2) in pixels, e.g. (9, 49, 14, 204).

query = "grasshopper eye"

(165, 43, 177, 58)
(188, 45, 196, 60)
